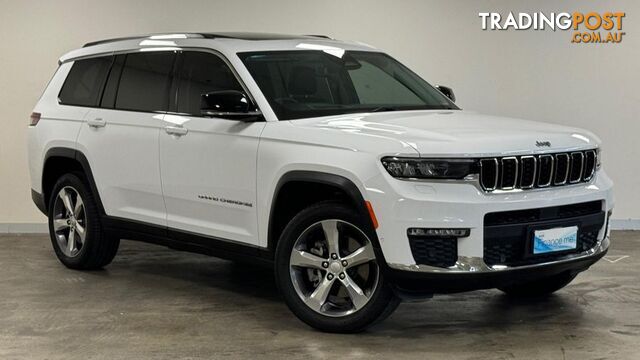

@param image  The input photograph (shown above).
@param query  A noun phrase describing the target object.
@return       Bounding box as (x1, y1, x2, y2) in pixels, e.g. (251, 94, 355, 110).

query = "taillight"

(29, 112, 41, 126)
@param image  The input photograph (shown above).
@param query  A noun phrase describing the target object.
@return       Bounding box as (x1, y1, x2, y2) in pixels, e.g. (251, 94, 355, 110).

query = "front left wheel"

(275, 202, 399, 333)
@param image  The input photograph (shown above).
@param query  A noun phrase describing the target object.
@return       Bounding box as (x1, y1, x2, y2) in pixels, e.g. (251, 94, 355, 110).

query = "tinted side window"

(59, 56, 113, 106)
(100, 55, 126, 109)
(115, 52, 175, 112)
(177, 52, 242, 115)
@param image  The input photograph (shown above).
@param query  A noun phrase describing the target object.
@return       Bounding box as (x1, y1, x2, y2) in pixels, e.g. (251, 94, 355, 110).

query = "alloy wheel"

(289, 219, 379, 317)
(52, 186, 87, 257)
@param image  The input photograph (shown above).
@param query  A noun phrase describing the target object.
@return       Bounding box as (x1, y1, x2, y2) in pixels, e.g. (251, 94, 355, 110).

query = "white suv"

(28, 32, 614, 332)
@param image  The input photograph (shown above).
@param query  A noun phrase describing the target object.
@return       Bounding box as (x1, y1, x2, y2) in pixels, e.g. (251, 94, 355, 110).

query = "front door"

(159, 50, 265, 245)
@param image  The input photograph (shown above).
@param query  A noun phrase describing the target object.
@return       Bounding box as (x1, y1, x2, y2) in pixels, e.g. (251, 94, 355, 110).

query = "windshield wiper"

(370, 106, 399, 113)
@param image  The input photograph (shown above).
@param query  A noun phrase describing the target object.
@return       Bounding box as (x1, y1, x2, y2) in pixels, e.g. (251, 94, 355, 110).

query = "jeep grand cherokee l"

(28, 32, 614, 332)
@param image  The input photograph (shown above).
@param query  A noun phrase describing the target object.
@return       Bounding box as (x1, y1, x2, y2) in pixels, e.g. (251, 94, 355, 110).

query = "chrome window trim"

(57, 46, 260, 117)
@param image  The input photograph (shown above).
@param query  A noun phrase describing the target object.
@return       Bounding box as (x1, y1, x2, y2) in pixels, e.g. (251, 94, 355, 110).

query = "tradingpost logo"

(479, 12, 626, 44)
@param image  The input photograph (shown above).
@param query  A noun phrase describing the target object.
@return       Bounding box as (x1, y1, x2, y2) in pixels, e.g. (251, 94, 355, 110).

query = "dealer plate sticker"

(533, 226, 578, 254)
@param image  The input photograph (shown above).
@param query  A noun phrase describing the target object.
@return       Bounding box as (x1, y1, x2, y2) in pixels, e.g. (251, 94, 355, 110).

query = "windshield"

(238, 50, 458, 120)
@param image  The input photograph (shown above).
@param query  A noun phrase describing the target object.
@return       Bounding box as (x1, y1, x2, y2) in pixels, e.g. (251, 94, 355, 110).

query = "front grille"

(479, 149, 597, 191)
(483, 201, 605, 267)
(408, 236, 457, 268)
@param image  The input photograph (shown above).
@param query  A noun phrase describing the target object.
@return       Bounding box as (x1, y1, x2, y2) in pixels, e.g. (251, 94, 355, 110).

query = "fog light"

(407, 228, 470, 237)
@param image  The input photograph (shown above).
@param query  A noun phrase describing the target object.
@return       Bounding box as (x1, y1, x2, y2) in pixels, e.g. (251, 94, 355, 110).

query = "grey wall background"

(1, 0, 638, 230)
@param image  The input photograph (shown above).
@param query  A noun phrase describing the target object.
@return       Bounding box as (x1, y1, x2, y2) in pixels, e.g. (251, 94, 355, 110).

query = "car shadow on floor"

(109, 240, 595, 337)
(113, 240, 282, 302)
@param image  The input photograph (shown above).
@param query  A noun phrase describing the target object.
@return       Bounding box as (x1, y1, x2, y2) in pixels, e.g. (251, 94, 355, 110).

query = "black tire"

(498, 272, 577, 297)
(275, 201, 399, 333)
(47, 173, 119, 270)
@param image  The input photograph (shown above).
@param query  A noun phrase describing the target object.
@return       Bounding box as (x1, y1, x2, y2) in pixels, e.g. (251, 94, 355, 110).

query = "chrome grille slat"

(583, 150, 596, 181)
(479, 149, 597, 192)
(519, 156, 536, 189)
(500, 157, 518, 190)
(537, 154, 554, 187)
(553, 153, 570, 185)
(569, 152, 584, 183)
(479, 158, 499, 191)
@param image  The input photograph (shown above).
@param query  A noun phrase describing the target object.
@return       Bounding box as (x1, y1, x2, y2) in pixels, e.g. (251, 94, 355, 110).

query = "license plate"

(533, 226, 578, 254)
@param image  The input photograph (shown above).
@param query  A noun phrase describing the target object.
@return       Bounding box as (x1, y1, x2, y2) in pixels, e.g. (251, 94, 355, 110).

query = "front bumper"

(386, 236, 608, 295)
(388, 231, 609, 274)
(364, 169, 613, 294)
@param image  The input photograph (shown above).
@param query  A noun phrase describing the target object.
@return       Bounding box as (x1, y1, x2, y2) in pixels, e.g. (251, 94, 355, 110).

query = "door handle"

(87, 118, 106, 128)
(164, 126, 188, 136)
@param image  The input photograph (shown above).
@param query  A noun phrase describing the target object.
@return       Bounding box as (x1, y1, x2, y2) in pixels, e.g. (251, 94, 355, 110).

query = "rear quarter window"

(58, 56, 113, 107)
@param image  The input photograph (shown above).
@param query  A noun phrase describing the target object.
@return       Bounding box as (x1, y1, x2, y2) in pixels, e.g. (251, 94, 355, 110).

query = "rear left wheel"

(275, 202, 399, 333)
(48, 173, 119, 270)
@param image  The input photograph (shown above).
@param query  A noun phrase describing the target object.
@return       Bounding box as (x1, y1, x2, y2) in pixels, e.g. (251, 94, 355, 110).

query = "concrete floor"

(0, 232, 638, 360)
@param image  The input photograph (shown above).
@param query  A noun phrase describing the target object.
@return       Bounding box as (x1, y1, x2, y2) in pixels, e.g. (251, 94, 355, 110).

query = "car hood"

(288, 110, 600, 157)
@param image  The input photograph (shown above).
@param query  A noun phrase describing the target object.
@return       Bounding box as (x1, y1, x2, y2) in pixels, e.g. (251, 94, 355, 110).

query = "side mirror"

(436, 85, 456, 102)
(201, 90, 262, 120)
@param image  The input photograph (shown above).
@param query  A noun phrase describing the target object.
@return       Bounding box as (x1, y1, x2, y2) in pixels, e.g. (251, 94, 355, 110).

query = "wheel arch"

(41, 147, 105, 215)
(267, 170, 378, 253)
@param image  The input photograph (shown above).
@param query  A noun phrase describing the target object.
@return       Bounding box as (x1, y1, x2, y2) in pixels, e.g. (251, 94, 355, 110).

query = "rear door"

(77, 51, 176, 226)
(159, 50, 265, 245)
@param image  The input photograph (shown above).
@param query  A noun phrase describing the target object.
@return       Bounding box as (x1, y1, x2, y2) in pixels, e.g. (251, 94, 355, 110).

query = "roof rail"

(82, 33, 205, 47)
(82, 32, 334, 47)
(83, 35, 147, 48)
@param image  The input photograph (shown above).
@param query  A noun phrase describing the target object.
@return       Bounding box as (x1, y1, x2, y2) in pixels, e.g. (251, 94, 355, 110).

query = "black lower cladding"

(483, 201, 605, 267)
(409, 236, 458, 268)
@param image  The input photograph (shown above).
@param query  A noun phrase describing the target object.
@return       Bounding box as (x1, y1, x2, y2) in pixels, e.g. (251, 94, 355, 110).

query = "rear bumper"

(386, 235, 609, 297)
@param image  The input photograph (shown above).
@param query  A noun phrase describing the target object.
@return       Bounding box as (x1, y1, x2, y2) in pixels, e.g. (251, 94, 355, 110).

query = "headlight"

(381, 157, 478, 179)
(596, 148, 602, 169)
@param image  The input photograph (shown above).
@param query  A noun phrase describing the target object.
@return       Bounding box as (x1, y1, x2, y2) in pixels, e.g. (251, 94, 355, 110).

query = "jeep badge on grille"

(536, 141, 551, 147)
